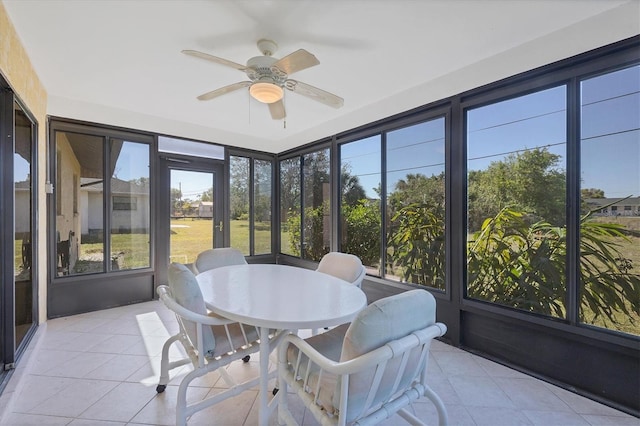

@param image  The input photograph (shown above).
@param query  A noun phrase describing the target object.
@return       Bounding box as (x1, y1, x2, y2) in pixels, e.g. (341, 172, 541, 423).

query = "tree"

(386, 202, 445, 289)
(280, 158, 301, 230)
(341, 199, 381, 266)
(341, 164, 366, 207)
(230, 157, 249, 220)
(384, 173, 446, 287)
(387, 173, 445, 212)
(170, 187, 182, 216)
(468, 148, 565, 231)
(200, 188, 213, 202)
(582, 188, 605, 199)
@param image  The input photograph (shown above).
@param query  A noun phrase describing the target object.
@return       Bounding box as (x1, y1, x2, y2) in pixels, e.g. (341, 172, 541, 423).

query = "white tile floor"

(0, 300, 636, 426)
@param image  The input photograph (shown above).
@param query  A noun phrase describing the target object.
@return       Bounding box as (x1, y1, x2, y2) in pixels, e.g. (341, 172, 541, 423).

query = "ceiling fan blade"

(287, 80, 344, 108)
(182, 49, 247, 71)
(268, 100, 286, 120)
(273, 49, 319, 75)
(197, 81, 251, 101)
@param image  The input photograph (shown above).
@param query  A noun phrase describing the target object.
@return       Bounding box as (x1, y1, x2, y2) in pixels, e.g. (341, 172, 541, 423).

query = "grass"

(170, 219, 271, 264)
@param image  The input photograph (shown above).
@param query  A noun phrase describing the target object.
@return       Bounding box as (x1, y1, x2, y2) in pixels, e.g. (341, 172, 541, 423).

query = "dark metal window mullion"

(566, 79, 580, 325)
(299, 155, 305, 258)
(0, 86, 16, 367)
(330, 136, 339, 252)
(104, 137, 112, 272)
(249, 158, 255, 256)
(380, 132, 387, 277)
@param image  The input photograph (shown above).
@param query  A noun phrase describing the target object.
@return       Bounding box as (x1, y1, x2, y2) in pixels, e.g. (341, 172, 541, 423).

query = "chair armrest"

(279, 323, 446, 376)
(157, 285, 236, 326)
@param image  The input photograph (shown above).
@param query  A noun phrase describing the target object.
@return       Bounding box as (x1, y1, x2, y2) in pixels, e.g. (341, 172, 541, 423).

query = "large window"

(302, 149, 330, 260)
(386, 119, 446, 289)
(230, 154, 273, 255)
(279, 148, 330, 261)
(54, 132, 150, 275)
(339, 136, 381, 273)
(579, 65, 640, 335)
(230, 156, 250, 254)
(466, 86, 567, 317)
(280, 157, 301, 256)
(254, 159, 272, 255)
(337, 120, 447, 289)
(109, 140, 150, 271)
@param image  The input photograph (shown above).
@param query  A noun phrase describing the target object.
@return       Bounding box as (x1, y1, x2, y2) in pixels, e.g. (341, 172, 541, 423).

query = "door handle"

(216, 221, 223, 232)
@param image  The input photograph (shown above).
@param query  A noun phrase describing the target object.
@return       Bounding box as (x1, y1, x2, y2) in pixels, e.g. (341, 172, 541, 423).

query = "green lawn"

(169, 219, 271, 264)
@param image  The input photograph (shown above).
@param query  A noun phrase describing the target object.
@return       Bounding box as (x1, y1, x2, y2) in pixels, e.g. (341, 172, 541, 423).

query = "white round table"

(196, 264, 367, 425)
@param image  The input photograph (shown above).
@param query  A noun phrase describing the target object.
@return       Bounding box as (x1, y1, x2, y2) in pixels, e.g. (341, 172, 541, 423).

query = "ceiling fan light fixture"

(250, 82, 283, 104)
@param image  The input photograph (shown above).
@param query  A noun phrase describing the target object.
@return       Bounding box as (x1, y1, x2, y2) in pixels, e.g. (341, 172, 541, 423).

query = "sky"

(342, 64, 639, 200)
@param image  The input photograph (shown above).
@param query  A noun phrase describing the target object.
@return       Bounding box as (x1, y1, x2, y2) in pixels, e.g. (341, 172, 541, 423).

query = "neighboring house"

(586, 197, 640, 216)
(198, 201, 213, 218)
(81, 177, 151, 234)
(14, 179, 30, 237)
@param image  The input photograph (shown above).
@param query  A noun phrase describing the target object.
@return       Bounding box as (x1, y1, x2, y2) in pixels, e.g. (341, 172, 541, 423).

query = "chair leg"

(423, 385, 448, 426)
(157, 333, 181, 393)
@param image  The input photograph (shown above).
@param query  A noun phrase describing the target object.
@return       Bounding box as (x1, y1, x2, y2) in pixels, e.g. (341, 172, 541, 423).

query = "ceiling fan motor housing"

(246, 56, 287, 86)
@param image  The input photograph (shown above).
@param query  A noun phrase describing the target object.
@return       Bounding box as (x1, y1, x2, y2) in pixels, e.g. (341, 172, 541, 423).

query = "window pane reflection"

(14, 102, 33, 348)
(55, 131, 104, 276)
(109, 140, 150, 270)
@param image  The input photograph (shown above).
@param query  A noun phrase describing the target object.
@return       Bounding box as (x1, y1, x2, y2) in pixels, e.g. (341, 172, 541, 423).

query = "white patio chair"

(157, 262, 285, 426)
(278, 289, 448, 426)
(316, 252, 366, 288)
(314, 252, 366, 335)
(195, 247, 247, 273)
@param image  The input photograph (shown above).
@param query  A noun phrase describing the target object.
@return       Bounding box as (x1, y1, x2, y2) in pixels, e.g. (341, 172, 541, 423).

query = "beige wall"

(1, 3, 48, 322)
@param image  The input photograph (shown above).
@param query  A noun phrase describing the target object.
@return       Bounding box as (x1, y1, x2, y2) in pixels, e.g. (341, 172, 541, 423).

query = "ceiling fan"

(183, 39, 344, 120)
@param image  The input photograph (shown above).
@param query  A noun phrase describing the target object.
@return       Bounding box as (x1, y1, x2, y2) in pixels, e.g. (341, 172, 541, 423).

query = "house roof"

(81, 178, 149, 195)
(3, 1, 638, 153)
(586, 197, 640, 207)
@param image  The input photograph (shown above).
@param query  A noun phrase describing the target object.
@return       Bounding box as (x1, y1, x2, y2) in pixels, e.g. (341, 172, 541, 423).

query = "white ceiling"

(3, 0, 639, 153)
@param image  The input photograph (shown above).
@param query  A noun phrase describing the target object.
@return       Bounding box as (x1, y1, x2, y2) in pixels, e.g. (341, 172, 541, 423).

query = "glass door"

(13, 101, 35, 351)
(0, 82, 37, 380)
(156, 153, 224, 287)
(169, 169, 222, 265)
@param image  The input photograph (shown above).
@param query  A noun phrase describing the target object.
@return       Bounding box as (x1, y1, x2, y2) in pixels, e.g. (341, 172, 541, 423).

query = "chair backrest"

(316, 252, 366, 287)
(167, 262, 216, 357)
(195, 247, 247, 273)
(183, 262, 199, 275)
(339, 289, 437, 421)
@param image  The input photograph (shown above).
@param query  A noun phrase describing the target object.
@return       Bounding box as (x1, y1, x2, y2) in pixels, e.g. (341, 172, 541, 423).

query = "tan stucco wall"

(1, 3, 48, 323)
